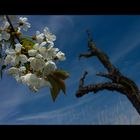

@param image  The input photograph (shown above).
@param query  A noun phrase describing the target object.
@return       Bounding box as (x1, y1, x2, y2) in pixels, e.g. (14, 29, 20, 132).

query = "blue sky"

(0, 15, 140, 124)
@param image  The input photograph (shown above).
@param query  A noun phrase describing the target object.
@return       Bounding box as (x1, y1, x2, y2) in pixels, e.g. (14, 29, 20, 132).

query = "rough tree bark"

(76, 31, 140, 115)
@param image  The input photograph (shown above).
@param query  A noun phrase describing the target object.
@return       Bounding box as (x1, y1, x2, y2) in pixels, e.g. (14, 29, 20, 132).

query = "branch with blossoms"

(0, 15, 69, 101)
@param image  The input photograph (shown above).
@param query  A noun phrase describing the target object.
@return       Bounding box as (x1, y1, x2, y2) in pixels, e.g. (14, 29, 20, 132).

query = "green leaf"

(47, 75, 61, 102)
(22, 35, 33, 40)
(53, 77, 66, 94)
(20, 37, 35, 50)
(47, 73, 67, 101)
(52, 70, 69, 80)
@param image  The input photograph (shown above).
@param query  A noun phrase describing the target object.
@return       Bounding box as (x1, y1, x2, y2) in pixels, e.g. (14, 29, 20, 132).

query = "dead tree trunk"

(76, 31, 140, 115)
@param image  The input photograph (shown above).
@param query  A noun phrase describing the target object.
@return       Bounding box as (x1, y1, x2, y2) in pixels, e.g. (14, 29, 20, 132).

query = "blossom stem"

(5, 15, 21, 44)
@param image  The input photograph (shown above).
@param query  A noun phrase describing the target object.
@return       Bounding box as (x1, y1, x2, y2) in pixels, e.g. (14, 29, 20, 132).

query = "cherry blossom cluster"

(0, 15, 66, 92)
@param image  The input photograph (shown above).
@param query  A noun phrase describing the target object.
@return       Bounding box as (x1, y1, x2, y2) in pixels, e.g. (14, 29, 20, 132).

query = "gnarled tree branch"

(76, 30, 140, 115)
(76, 82, 126, 97)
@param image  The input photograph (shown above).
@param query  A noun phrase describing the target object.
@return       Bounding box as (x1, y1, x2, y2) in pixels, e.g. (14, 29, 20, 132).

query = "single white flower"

(43, 27, 56, 44)
(17, 54, 28, 64)
(0, 20, 10, 41)
(20, 73, 31, 85)
(15, 43, 22, 52)
(7, 67, 21, 83)
(5, 43, 28, 66)
(20, 73, 41, 92)
(4, 55, 13, 65)
(56, 51, 66, 61)
(5, 48, 15, 55)
(35, 31, 44, 43)
(7, 66, 26, 82)
(29, 57, 45, 72)
(0, 31, 10, 41)
(0, 20, 10, 30)
(45, 46, 59, 61)
(7, 67, 19, 77)
(43, 61, 57, 76)
(28, 42, 46, 58)
(18, 17, 31, 31)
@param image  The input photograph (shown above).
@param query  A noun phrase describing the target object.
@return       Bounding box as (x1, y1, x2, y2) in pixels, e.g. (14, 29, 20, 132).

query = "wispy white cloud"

(0, 77, 51, 123)
(0, 86, 27, 121)
(111, 21, 140, 64)
(16, 94, 100, 121)
(16, 94, 140, 124)
(112, 39, 140, 64)
(47, 16, 74, 34)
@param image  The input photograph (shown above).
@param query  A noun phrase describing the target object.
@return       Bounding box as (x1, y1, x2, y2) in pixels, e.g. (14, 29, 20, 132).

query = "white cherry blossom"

(44, 46, 59, 61)
(56, 51, 66, 61)
(18, 17, 31, 31)
(28, 56, 45, 72)
(44, 27, 56, 43)
(7, 67, 19, 77)
(35, 31, 44, 43)
(0, 20, 10, 41)
(43, 61, 57, 76)
(5, 43, 28, 66)
(20, 73, 51, 92)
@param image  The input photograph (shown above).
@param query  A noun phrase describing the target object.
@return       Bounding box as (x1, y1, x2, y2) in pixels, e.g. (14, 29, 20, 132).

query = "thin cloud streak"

(111, 21, 140, 64)
(17, 94, 100, 121)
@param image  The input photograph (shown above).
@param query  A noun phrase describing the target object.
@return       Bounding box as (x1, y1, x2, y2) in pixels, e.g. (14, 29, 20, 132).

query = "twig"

(5, 15, 21, 43)
(79, 71, 88, 88)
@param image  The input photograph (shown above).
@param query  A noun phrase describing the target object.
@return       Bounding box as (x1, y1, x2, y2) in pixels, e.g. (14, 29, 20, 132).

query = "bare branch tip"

(84, 71, 88, 75)
(78, 54, 82, 60)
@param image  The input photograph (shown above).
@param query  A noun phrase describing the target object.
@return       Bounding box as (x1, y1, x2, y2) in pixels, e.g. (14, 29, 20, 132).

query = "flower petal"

(56, 51, 66, 61)
(43, 61, 57, 75)
(15, 43, 22, 53)
(28, 49, 37, 56)
(28, 57, 35, 62)
(5, 48, 15, 55)
(36, 54, 43, 59)
(33, 43, 39, 50)
(7, 67, 19, 76)
(4, 55, 13, 65)
(19, 66, 26, 72)
(2, 31, 10, 40)
(40, 41, 46, 47)
(30, 58, 45, 71)
(19, 54, 28, 63)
